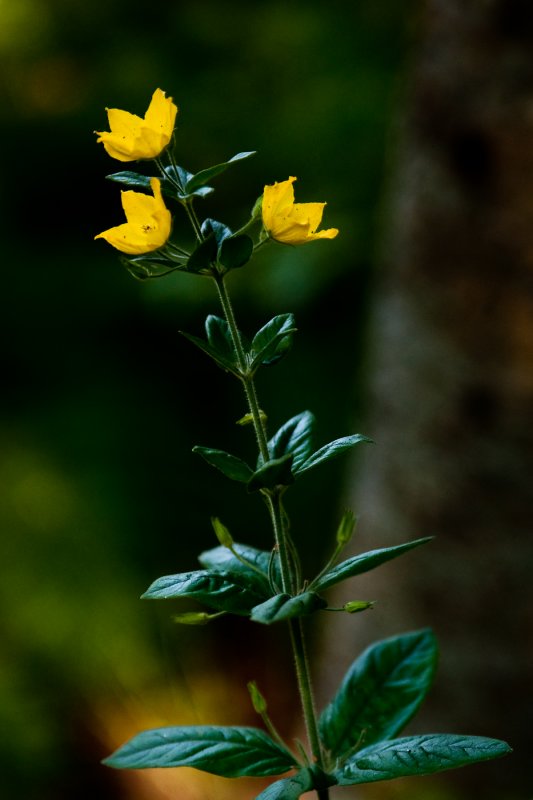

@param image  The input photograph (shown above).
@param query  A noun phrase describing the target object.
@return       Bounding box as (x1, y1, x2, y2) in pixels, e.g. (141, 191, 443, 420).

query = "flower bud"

(211, 516, 234, 548)
(173, 612, 213, 625)
(343, 600, 375, 614)
(247, 681, 268, 714)
(336, 510, 357, 547)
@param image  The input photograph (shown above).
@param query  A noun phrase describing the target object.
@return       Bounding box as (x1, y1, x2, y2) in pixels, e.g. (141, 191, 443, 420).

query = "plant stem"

(213, 273, 328, 798)
(213, 274, 269, 460)
(289, 619, 327, 771)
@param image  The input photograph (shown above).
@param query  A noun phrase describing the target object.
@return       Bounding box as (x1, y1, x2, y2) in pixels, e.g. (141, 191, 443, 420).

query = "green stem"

(213, 273, 328, 799)
(289, 619, 327, 771)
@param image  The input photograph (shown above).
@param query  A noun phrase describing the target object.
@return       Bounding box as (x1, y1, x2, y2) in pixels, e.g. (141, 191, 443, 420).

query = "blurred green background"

(0, 1, 525, 799)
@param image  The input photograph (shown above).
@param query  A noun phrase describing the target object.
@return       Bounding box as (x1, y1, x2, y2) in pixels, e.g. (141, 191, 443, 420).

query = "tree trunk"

(319, 2, 533, 796)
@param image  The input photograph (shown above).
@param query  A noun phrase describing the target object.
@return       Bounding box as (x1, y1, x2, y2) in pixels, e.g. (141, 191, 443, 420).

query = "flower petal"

(95, 178, 171, 254)
(261, 177, 339, 245)
(95, 89, 177, 161)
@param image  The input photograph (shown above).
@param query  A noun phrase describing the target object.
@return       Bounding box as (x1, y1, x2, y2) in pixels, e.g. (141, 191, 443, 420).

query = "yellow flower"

(95, 178, 172, 254)
(262, 176, 339, 245)
(95, 88, 177, 162)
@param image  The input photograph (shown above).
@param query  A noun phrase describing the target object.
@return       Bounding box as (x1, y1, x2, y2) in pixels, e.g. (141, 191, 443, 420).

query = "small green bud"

(247, 680, 268, 714)
(211, 516, 233, 548)
(173, 611, 213, 625)
(343, 600, 375, 614)
(236, 410, 267, 426)
(336, 510, 357, 547)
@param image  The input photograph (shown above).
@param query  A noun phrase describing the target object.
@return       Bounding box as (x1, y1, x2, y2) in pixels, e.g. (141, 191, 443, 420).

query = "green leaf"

(319, 630, 438, 757)
(247, 453, 294, 492)
(251, 592, 327, 624)
(193, 446, 253, 483)
(295, 434, 373, 475)
(199, 543, 277, 596)
(120, 254, 181, 281)
(202, 217, 232, 245)
(263, 411, 316, 471)
(312, 537, 433, 593)
(255, 768, 316, 800)
(185, 151, 256, 193)
(219, 234, 254, 270)
(186, 234, 218, 272)
(103, 724, 295, 777)
(250, 314, 297, 370)
(106, 171, 153, 190)
(141, 569, 264, 614)
(180, 330, 239, 374)
(205, 314, 237, 361)
(334, 734, 512, 785)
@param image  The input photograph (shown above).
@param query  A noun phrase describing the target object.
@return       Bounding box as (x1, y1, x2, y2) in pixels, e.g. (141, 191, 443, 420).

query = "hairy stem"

(213, 272, 328, 798)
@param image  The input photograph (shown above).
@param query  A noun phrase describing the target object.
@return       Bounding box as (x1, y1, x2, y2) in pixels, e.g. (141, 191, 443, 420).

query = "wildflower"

(95, 178, 171, 254)
(262, 176, 339, 245)
(95, 88, 177, 162)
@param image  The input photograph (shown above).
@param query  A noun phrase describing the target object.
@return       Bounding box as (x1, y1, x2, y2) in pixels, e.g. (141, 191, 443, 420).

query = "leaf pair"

(142, 534, 432, 623)
(104, 630, 511, 797)
(107, 150, 256, 202)
(186, 218, 253, 273)
(183, 313, 297, 377)
(194, 409, 371, 492)
(259, 410, 372, 476)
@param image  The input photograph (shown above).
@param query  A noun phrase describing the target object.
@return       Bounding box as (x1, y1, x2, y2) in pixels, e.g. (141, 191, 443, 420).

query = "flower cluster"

(95, 88, 338, 264)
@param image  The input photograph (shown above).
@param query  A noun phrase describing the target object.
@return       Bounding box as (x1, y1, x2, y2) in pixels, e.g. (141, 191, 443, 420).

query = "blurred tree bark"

(319, 1, 533, 796)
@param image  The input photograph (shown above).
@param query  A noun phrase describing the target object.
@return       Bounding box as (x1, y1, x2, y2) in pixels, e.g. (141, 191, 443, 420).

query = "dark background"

(0, 2, 529, 799)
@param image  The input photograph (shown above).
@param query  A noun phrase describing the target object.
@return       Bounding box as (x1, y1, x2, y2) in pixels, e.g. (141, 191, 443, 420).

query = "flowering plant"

(95, 89, 510, 800)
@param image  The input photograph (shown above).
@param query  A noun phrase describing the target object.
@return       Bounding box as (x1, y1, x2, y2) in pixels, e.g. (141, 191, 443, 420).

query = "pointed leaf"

(219, 234, 254, 270)
(141, 569, 264, 614)
(166, 164, 194, 189)
(255, 768, 316, 800)
(193, 446, 253, 483)
(247, 453, 294, 492)
(120, 254, 181, 281)
(264, 411, 316, 470)
(202, 218, 232, 245)
(250, 314, 297, 370)
(319, 630, 438, 757)
(312, 537, 433, 593)
(180, 330, 239, 374)
(199, 543, 277, 596)
(106, 171, 153, 190)
(205, 315, 237, 362)
(103, 724, 295, 777)
(295, 435, 373, 474)
(334, 734, 512, 785)
(251, 592, 327, 624)
(185, 151, 256, 193)
(186, 234, 217, 272)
